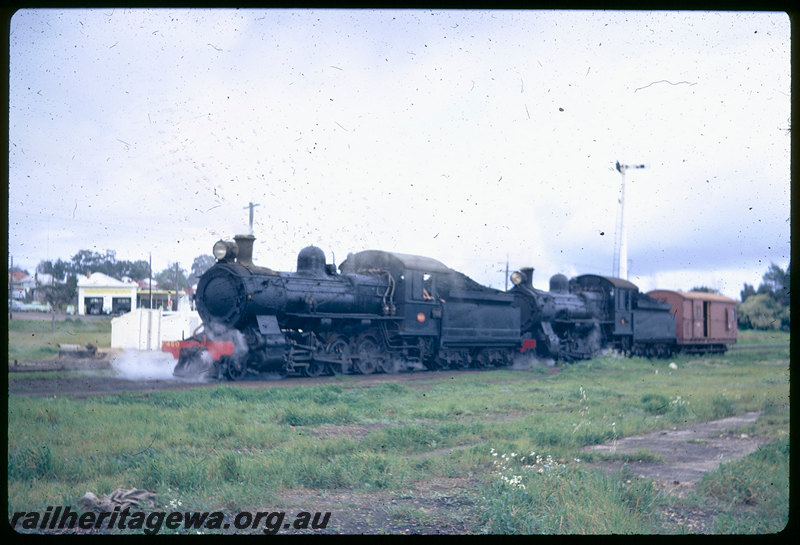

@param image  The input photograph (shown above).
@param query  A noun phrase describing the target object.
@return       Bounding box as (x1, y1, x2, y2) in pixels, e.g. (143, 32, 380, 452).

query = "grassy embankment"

(7, 322, 790, 534)
(8, 317, 112, 363)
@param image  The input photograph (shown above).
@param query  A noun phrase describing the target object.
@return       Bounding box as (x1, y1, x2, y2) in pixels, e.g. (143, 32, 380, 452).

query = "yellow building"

(76, 272, 138, 315)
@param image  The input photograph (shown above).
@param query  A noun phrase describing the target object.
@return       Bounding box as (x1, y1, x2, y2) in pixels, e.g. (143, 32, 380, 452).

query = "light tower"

(613, 161, 646, 280)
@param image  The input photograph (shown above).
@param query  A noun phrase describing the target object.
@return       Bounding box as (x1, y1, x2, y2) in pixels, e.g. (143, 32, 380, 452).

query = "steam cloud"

(110, 350, 182, 381)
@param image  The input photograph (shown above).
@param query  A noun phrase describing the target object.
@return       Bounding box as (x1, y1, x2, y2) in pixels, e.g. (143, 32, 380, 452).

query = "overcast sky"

(7, 9, 791, 299)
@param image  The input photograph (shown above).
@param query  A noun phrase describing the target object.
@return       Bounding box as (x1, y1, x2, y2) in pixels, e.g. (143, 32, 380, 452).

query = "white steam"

(110, 350, 180, 381)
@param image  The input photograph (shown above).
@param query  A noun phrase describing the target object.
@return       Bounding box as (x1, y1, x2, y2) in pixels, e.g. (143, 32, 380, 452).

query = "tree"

(738, 262, 790, 332)
(116, 259, 151, 281)
(69, 249, 118, 277)
(737, 293, 789, 331)
(37, 259, 70, 281)
(740, 283, 757, 302)
(40, 276, 77, 311)
(155, 263, 189, 291)
(35, 259, 77, 309)
(740, 263, 790, 303)
(761, 262, 790, 307)
(188, 255, 216, 286)
(689, 286, 720, 294)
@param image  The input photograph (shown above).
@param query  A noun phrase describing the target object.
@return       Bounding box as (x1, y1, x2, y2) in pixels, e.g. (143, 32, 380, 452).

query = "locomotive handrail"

(192, 324, 206, 342)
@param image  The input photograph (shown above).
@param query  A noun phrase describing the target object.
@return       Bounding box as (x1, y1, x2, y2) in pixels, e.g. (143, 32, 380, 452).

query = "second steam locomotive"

(163, 234, 734, 380)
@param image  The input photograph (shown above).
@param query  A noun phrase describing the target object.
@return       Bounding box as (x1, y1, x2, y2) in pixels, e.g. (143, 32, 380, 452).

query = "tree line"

(27, 250, 217, 311)
(737, 262, 790, 331)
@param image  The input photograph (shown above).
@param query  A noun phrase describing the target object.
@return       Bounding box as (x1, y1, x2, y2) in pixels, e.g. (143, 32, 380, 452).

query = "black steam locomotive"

(164, 235, 677, 380)
(508, 268, 676, 361)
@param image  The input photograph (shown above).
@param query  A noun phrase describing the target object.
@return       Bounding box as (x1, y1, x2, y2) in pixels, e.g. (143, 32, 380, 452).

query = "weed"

(641, 393, 670, 415)
(698, 438, 789, 533)
(8, 444, 53, 480)
(481, 448, 662, 533)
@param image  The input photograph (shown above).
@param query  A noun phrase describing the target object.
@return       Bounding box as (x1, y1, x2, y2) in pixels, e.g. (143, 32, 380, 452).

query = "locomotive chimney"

(234, 234, 256, 267)
(520, 267, 534, 289)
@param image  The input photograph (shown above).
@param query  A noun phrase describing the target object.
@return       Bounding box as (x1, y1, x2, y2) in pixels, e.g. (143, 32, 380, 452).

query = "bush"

(737, 294, 789, 331)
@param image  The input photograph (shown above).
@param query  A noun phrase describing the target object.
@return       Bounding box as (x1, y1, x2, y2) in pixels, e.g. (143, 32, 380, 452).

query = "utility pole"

(505, 255, 509, 291)
(613, 161, 646, 280)
(244, 202, 260, 235)
(173, 263, 178, 311)
(149, 252, 153, 310)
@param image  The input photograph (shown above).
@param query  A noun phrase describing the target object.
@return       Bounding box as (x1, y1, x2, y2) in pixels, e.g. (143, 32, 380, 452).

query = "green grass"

(7, 317, 112, 362)
(696, 437, 790, 534)
(6, 331, 790, 534)
(479, 459, 663, 533)
(735, 328, 791, 346)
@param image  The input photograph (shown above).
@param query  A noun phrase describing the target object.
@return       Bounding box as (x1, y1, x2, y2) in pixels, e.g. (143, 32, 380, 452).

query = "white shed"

(111, 308, 203, 350)
(77, 272, 138, 315)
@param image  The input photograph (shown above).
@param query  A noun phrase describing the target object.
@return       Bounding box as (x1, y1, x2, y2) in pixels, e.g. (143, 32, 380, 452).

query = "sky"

(7, 9, 791, 300)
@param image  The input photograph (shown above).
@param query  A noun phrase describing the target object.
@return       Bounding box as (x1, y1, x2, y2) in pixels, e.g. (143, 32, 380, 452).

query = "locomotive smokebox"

(234, 234, 256, 267)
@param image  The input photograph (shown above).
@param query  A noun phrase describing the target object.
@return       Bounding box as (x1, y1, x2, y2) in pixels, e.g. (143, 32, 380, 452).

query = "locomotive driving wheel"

(223, 356, 247, 381)
(354, 333, 381, 375)
(378, 356, 401, 374)
(302, 361, 324, 378)
(324, 335, 350, 375)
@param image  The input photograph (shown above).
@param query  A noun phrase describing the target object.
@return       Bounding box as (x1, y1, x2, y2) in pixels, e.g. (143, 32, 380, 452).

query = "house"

(9, 270, 29, 300)
(77, 272, 138, 315)
(134, 279, 194, 311)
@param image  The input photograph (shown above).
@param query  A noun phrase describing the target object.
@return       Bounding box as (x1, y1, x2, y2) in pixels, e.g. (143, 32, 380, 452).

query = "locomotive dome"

(297, 245, 327, 275)
(549, 273, 569, 293)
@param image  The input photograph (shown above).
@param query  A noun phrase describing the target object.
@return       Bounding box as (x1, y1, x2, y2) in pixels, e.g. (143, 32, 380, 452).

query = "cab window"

(410, 272, 436, 301)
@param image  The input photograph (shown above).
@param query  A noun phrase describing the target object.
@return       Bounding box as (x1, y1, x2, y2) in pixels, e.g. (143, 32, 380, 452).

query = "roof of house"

(10, 270, 29, 282)
(77, 272, 138, 288)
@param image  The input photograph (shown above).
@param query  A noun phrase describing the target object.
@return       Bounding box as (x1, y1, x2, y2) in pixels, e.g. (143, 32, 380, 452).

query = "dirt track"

(7, 356, 560, 397)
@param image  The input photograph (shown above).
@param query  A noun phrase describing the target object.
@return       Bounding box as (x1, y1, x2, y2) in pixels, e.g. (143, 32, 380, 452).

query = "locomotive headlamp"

(510, 271, 525, 286)
(213, 240, 238, 262)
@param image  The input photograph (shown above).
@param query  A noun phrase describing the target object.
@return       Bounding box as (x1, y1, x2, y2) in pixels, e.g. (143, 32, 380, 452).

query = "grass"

(6, 324, 790, 534)
(696, 437, 790, 534)
(7, 317, 112, 362)
(735, 328, 792, 347)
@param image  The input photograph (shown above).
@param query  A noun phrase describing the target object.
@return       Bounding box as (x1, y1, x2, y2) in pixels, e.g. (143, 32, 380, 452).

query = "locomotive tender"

(164, 234, 727, 380)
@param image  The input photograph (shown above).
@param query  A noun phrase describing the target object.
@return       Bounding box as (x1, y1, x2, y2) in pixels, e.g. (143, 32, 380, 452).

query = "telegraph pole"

(244, 202, 260, 235)
(174, 262, 179, 312)
(149, 252, 153, 309)
(613, 161, 646, 280)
